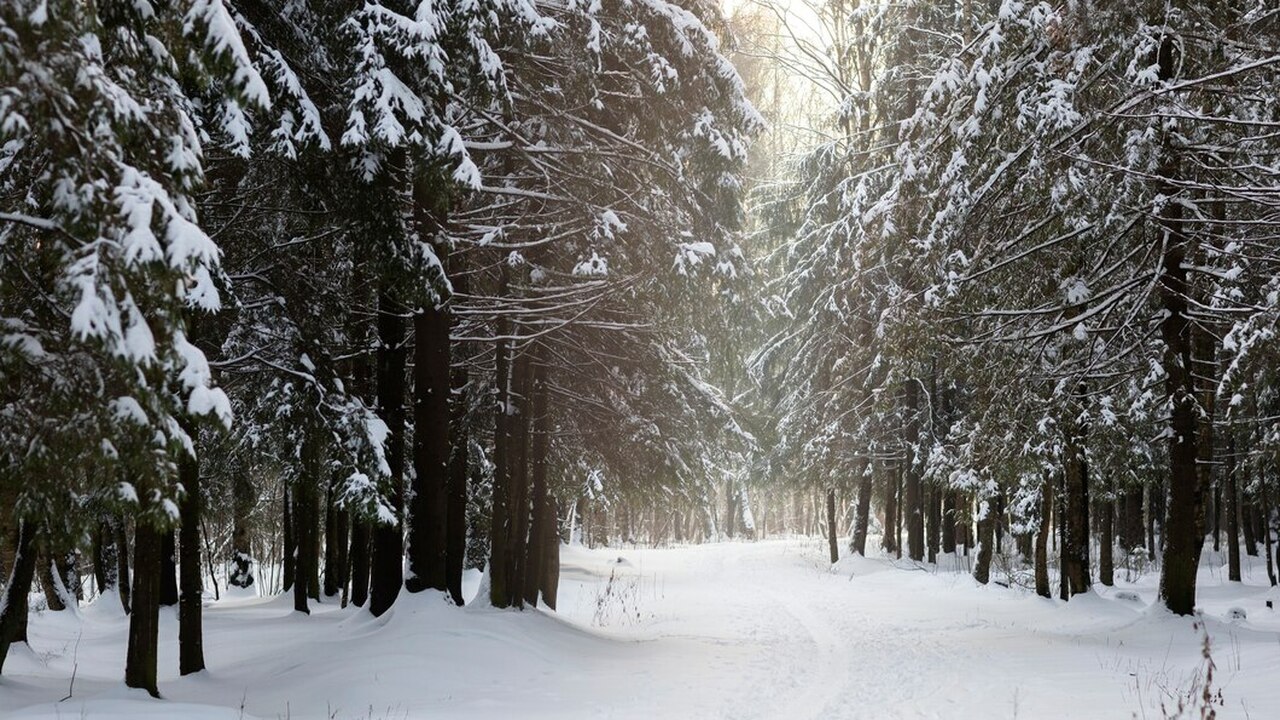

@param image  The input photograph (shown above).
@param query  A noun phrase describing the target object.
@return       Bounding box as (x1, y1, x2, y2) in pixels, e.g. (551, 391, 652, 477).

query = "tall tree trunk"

(1242, 491, 1258, 556)
(160, 531, 178, 607)
(125, 519, 163, 697)
(825, 486, 839, 564)
(294, 423, 322, 614)
(881, 461, 897, 555)
(348, 519, 370, 607)
(324, 479, 341, 599)
(539, 496, 560, 610)
(507, 351, 533, 608)
(0, 520, 37, 675)
(1099, 485, 1114, 587)
(370, 291, 406, 617)
(229, 470, 254, 590)
(1263, 486, 1277, 587)
(927, 485, 940, 564)
(408, 291, 450, 594)
(1123, 483, 1144, 554)
(974, 497, 994, 585)
(178, 437, 205, 674)
(1154, 35, 1203, 617)
(904, 380, 924, 561)
(1035, 475, 1052, 598)
(1226, 432, 1241, 582)
(523, 356, 550, 606)
(1063, 413, 1091, 597)
(445, 259, 470, 606)
(943, 490, 957, 555)
(488, 288, 514, 608)
(114, 516, 132, 613)
(282, 484, 295, 592)
(851, 458, 872, 556)
(93, 521, 114, 596)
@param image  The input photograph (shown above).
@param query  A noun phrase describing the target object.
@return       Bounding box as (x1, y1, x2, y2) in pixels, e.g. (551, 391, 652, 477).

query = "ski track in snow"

(3, 538, 1280, 719)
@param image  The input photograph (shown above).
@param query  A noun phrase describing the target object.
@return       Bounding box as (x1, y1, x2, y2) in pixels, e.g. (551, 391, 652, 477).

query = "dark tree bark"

(294, 423, 322, 614)
(348, 519, 371, 607)
(1239, 489, 1259, 558)
(881, 462, 897, 555)
(324, 475, 349, 603)
(282, 484, 295, 592)
(904, 380, 924, 561)
(114, 516, 132, 614)
(973, 498, 994, 585)
(229, 470, 254, 590)
(1099, 486, 1114, 587)
(1123, 483, 1144, 554)
(160, 530, 178, 607)
(37, 550, 66, 611)
(177, 440, 205, 674)
(1153, 36, 1204, 617)
(523, 357, 550, 606)
(539, 496, 560, 610)
(942, 490, 957, 555)
(407, 292, 450, 594)
(1063, 421, 1091, 597)
(488, 293, 514, 608)
(927, 485, 940, 564)
(1035, 475, 1052, 598)
(93, 521, 113, 595)
(1226, 432, 1241, 582)
(446, 261, 470, 606)
(0, 520, 37, 674)
(851, 458, 872, 556)
(1263, 487, 1277, 587)
(507, 351, 533, 608)
(370, 291, 406, 617)
(1146, 483, 1158, 562)
(825, 487, 839, 565)
(126, 519, 163, 697)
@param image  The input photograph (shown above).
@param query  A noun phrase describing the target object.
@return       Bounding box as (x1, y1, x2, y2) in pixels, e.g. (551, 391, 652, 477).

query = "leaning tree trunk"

(370, 291, 406, 617)
(407, 289, 450, 594)
(37, 550, 66, 611)
(1035, 474, 1053, 598)
(126, 517, 163, 697)
(177, 434, 205, 674)
(0, 520, 37, 675)
(825, 486, 839, 565)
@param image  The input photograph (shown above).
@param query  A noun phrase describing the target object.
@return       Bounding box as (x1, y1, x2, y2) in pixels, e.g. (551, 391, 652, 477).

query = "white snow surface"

(2, 538, 1279, 718)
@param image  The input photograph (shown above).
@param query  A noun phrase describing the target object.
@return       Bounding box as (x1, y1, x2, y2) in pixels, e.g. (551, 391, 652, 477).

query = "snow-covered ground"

(2, 538, 1279, 719)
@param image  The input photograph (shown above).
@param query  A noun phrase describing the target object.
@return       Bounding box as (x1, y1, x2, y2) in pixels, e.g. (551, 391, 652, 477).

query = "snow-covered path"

(3, 538, 1280, 719)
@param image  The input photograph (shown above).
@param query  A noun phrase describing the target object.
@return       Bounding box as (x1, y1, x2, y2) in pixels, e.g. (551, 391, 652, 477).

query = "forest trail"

(4, 538, 1280, 719)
